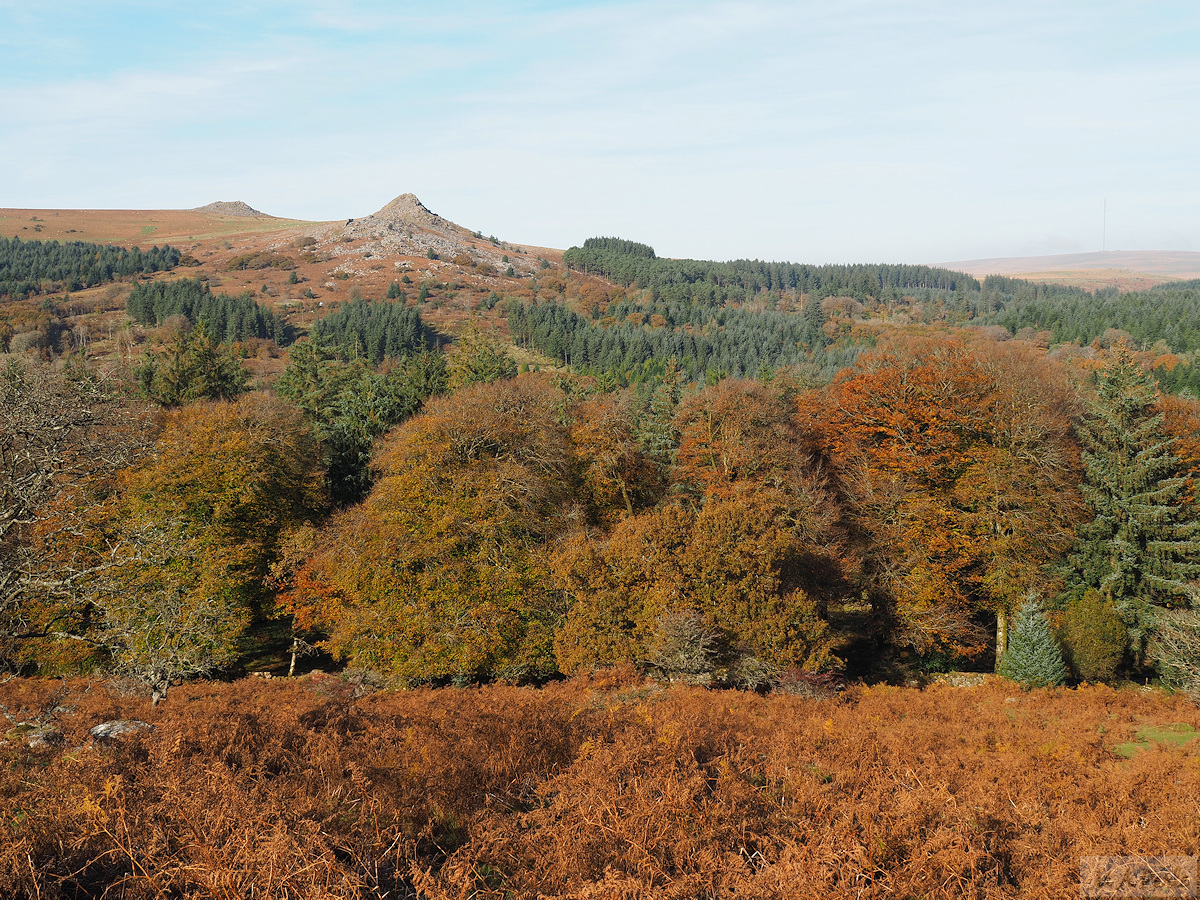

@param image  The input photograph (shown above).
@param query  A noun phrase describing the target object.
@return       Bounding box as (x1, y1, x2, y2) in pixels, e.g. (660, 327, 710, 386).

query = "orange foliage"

(1, 675, 1197, 898)
(553, 496, 837, 674)
(673, 379, 801, 499)
(797, 338, 1083, 658)
(1159, 393, 1200, 506)
(568, 390, 664, 525)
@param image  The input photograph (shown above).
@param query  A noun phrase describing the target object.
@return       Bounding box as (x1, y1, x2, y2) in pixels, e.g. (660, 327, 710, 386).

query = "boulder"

(89, 720, 154, 742)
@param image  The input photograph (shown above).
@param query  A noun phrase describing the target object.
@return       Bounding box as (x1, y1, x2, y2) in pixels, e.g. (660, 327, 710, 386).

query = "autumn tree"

(279, 376, 576, 684)
(673, 378, 803, 500)
(553, 496, 837, 678)
(674, 378, 848, 611)
(568, 389, 664, 525)
(797, 338, 1081, 663)
(0, 357, 154, 672)
(92, 394, 322, 701)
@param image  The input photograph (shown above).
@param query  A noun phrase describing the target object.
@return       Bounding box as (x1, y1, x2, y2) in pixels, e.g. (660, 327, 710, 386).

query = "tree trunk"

(995, 611, 1009, 670)
(619, 481, 634, 518)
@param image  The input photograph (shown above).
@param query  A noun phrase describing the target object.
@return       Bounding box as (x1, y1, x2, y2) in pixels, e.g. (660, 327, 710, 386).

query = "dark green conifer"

(1065, 345, 1200, 655)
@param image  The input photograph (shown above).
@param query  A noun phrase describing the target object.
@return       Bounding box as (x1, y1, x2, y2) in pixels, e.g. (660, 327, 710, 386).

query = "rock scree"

(191, 200, 267, 217)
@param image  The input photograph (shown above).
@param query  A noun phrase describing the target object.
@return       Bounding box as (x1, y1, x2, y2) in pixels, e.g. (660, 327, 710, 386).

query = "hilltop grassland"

(1, 674, 1197, 899)
(0, 207, 312, 246)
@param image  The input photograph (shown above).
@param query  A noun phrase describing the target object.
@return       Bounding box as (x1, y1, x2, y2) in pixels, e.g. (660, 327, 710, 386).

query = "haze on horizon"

(3, 1, 1199, 265)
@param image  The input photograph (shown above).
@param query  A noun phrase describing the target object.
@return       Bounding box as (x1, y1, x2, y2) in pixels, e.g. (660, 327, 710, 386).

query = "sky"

(2, 1, 1199, 264)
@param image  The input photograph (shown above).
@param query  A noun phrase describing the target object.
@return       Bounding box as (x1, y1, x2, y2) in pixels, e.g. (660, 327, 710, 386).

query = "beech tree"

(278, 376, 575, 684)
(798, 338, 1081, 662)
(94, 394, 322, 701)
(553, 496, 837, 676)
(569, 390, 664, 525)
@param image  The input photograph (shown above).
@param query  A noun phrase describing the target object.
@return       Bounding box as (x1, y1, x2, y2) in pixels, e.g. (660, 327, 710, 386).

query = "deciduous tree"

(798, 338, 1081, 661)
(93, 394, 322, 701)
(0, 357, 153, 671)
(279, 376, 576, 684)
(553, 496, 837, 676)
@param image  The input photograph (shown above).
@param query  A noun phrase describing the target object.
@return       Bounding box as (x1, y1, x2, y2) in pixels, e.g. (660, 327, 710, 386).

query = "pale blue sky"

(3, 1, 1198, 263)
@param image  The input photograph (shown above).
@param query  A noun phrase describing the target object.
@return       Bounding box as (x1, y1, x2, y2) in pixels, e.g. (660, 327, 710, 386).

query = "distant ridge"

(191, 200, 266, 217)
(942, 250, 1200, 280)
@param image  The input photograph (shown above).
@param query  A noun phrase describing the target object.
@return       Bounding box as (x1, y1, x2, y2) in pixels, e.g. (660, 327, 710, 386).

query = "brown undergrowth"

(1, 672, 1197, 899)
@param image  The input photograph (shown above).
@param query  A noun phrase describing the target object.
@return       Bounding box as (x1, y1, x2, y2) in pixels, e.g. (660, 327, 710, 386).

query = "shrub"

(718, 649, 779, 692)
(646, 610, 720, 684)
(1062, 590, 1127, 682)
(998, 598, 1067, 687)
(774, 668, 843, 699)
(225, 252, 294, 271)
(1149, 609, 1200, 700)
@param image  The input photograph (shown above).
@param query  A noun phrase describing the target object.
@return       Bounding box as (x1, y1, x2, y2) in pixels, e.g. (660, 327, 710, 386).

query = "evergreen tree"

(998, 598, 1068, 687)
(1065, 345, 1200, 655)
(135, 323, 250, 407)
(277, 338, 446, 506)
(447, 324, 518, 391)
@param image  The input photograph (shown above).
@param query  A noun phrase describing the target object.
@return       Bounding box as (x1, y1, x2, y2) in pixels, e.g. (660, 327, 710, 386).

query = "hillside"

(943, 250, 1200, 291)
(0, 195, 587, 379)
(5, 198, 1200, 900)
(8, 198, 1200, 395)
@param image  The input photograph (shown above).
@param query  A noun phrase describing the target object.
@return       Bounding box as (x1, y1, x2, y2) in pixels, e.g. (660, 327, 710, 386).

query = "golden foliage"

(554, 496, 837, 675)
(1, 676, 1197, 898)
(283, 377, 577, 683)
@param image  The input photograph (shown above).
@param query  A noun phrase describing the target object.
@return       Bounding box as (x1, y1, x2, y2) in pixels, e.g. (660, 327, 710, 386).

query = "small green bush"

(1062, 590, 1126, 682)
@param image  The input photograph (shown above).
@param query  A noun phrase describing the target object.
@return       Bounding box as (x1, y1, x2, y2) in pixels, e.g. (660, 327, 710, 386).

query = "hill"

(7, 196, 1200, 392)
(190, 200, 268, 217)
(942, 250, 1200, 291)
(0, 194, 582, 380)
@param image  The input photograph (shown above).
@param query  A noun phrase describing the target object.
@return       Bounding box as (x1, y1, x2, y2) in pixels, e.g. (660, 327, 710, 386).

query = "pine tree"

(998, 598, 1067, 687)
(1066, 345, 1200, 655)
